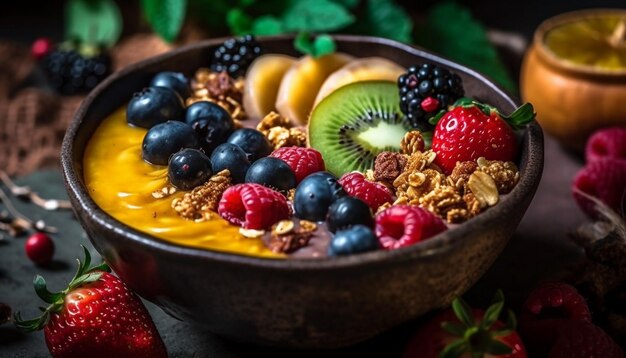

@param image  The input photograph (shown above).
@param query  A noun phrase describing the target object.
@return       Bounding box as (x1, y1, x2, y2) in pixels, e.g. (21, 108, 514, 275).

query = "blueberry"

(245, 157, 296, 192)
(168, 148, 213, 190)
(326, 196, 373, 233)
(227, 128, 271, 162)
(150, 71, 191, 99)
(127, 86, 185, 129)
(142, 121, 199, 165)
(186, 101, 235, 152)
(210, 143, 250, 183)
(294, 172, 345, 222)
(328, 225, 379, 256)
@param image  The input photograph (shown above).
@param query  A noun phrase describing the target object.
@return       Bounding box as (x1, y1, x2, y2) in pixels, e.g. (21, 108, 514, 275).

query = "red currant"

(31, 37, 53, 60)
(25, 232, 54, 266)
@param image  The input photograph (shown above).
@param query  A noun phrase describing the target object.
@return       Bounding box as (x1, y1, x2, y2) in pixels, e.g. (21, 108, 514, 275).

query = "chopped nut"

(152, 185, 177, 199)
(240, 228, 265, 238)
(299, 220, 317, 232)
(463, 192, 482, 217)
(447, 161, 478, 194)
(257, 111, 292, 132)
(476, 158, 519, 194)
(187, 70, 246, 121)
(267, 231, 313, 254)
(400, 130, 425, 154)
(467, 171, 499, 207)
(446, 208, 470, 223)
(420, 185, 466, 221)
(364, 169, 376, 182)
(374, 151, 408, 184)
(273, 220, 295, 235)
(172, 170, 232, 221)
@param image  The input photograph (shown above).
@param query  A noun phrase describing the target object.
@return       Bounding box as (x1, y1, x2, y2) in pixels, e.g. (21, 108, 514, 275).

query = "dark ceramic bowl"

(61, 35, 543, 349)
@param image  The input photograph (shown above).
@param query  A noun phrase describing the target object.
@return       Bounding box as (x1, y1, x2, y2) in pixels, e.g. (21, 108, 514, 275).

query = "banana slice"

(275, 53, 354, 125)
(243, 54, 297, 120)
(314, 57, 405, 107)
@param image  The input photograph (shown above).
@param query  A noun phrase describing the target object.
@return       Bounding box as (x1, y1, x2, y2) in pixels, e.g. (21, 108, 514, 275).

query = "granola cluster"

(266, 219, 317, 254)
(256, 111, 307, 150)
(187, 69, 246, 122)
(373, 131, 519, 223)
(171, 170, 232, 222)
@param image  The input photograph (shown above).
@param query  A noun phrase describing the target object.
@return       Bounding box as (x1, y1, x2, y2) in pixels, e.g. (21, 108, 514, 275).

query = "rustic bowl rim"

(61, 34, 543, 271)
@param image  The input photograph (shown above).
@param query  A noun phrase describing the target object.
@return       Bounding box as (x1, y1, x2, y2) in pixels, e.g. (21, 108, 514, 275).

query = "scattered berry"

(150, 71, 191, 99)
(25, 232, 54, 266)
(294, 172, 346, 222)
(142, 121, 199, 165)
(326, 196, 373, 233)
(338, 172, 393, 211)
(211, 35, 262, 78)
(127, 86, 185, 129)
(227, 128, 272, 162)
(585, 127, 626, 163)
(549, 321, 623, 358)
(210, 143, 250, 183)
(519, 282, 592, 354)
(270, 147, 325, 184)
(398, 63, 464, 130)
(328, 225, 379, 256)
(403, 293, 526, 358)
(168, 148, 213, 190)
(41, 47, 111, 95)
(375, 205, 447, 250)
(218, 183, 290, 230)
(186, 101, 235, 153)
(15, 248, 167, 358)
(31, 37, 53, 60)
(245, 157, 296, 192)
(572, 158, 626, 218)
(432, 104, 532, 174)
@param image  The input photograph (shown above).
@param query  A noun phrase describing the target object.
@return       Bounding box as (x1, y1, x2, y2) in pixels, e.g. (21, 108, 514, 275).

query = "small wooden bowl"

(61, 35, 543, 349)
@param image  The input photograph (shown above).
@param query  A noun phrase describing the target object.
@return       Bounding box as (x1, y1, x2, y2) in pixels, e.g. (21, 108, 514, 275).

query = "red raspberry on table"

(375, 205, 447, 250)
(218, 183, 290, 230)
(572, 158, 626, 218)
(338, 172, 393, 211)
(548, 321, 623, 358)
(585, 127, 626, 163)
(519, 283, 592, 355)
(270, 146, 325, 183)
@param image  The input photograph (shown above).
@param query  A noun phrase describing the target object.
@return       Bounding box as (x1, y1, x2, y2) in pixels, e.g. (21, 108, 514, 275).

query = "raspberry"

(375, 205, 447, 250)
(549, 321, 623, 358)
(398, 63, 464, 130)
(519, 283, 592, 355)
(211, 35, 262, 78)
(585, 127, 626, 163)
(270, 147, 325, 184)
(572, 158, 626, 218)
(218, 183, 289, 230)
(338, 172, 393, 211)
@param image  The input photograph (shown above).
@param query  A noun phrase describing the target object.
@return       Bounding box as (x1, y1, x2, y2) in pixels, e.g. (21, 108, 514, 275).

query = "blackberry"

(41, 47, 111, 95)
(398, 63, 464, 131)
(210, 35, 262, 78)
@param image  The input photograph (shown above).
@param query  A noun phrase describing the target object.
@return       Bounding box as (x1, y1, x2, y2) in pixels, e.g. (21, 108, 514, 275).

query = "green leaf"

(294, 32, 316, 56)
(503, 103, 536, 130)
(251, 15, 284, 35)
(33, 275, 63, 304)
(481, 301, 504, 329)
(65, 0, 122, 47)
(227, 8, 253, 35)
(417, 1, 516, 92)
(282, 0, 354, 32)
(141, 0, 187, 43)
(440, 338, 468, 358)
(330, 0, 360, 8)
(294, 32, 337, 58)
(441, 322, 467, 337)
(362, 0, 412, 42)
(452, 297, 475, 327)
(484, 340, 514, 355)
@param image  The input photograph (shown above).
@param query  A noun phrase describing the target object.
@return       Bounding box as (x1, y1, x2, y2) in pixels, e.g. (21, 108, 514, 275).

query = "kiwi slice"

(308, 81, 412, 177)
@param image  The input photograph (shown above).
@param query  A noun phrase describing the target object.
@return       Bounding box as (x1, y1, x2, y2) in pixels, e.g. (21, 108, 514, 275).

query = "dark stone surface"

(0, 135, 585, 357)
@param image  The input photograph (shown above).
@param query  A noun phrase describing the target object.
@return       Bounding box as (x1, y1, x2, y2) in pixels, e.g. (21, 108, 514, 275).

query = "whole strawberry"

(15, 247, 167, 358)
(432, 100, 535, 174)
(403, 291, 527, 358)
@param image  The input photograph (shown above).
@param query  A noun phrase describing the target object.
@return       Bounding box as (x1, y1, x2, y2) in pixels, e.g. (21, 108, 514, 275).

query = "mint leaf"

(417, 1, 516, 92)
(65, 0, 122, 47)
(364, 0, 412, 42)
(330, 0, 360, 8)
(141, 0, 187, 43)
(227, 8, 252, 35)
(282, 0, 354, 32)
(251, 15, 284, 35)
(294, 32, 337, 58)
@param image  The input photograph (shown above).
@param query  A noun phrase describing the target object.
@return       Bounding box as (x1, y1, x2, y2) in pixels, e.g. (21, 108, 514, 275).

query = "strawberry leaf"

(481, 300, 504, 329)
(503, 103, 536, 130)
(141, 0, 187, 43)
(33, 275, 63, 304)
(485, 340, 514, 355)
(440, 338, 468, 358)
(441, 322, 467, 337)
(452, 297, 475, 327)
